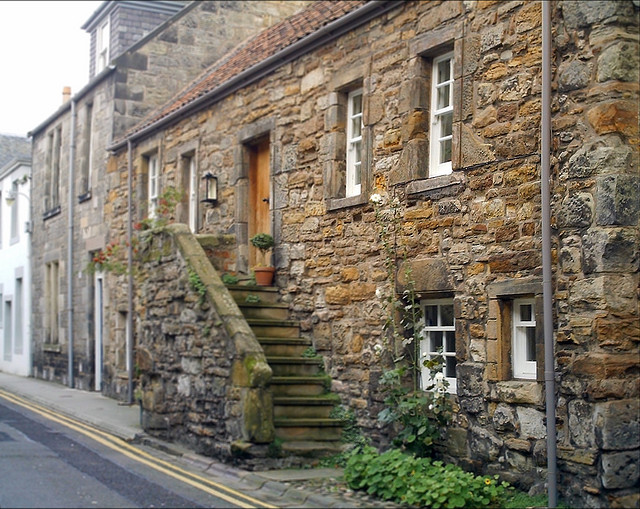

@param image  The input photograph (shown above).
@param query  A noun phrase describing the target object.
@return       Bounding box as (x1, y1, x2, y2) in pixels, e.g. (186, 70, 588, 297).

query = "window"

(420, 299, 457, 394)
(10, 180, 19, 242)
(512, 299, 537, 379)
(45, 127, 62, 215)
(45, 261, 59, 344)
(187, 156, 198, 232)
(147, 154, 159, 219)
(346, 88, 363, 198)
(96, 19, 110, 74)
(0, 191, 3, 248)
(429, 52, 454, 177)
(80, 102, 94, 198)
(0, 290, 3, 327)
(3, 300, 11, 361)
(14, 278, 22, 355)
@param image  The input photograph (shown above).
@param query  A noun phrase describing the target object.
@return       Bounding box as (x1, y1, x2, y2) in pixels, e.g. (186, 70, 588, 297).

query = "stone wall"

(103, 1, 638, 505)
(134, 223, 273, 459)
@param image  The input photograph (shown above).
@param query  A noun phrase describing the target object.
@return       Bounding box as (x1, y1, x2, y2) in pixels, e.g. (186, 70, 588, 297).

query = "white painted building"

(0, 134, 32, 376)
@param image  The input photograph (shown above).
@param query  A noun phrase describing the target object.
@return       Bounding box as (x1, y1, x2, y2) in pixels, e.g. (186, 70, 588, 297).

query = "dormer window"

(96, 19, 110, 73)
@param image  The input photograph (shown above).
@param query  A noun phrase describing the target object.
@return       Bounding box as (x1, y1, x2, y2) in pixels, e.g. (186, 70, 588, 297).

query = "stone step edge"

(267, 356, 324, 364)
(274, 418, 344, 427)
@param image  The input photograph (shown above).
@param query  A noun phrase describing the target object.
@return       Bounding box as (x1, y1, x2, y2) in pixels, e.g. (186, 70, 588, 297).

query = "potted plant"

(250, 232, 275, 286)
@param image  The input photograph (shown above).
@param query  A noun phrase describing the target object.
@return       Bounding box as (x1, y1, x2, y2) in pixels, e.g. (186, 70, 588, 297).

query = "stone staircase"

(226, 282, 346, 459)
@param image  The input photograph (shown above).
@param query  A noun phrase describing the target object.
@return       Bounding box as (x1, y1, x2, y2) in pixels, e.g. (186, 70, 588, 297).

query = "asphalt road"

(0, 395, 271, 508)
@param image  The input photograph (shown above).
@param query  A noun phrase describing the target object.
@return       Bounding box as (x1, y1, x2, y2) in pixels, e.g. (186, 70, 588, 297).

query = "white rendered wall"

(0, 160, 32, 376)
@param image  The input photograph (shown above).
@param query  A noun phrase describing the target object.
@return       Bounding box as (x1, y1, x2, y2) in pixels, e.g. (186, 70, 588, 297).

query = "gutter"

(127, 140, 134, 404)
(67, 99, 77, 388)
(541, 2, 557, 506)
(108, 0, 399, 152)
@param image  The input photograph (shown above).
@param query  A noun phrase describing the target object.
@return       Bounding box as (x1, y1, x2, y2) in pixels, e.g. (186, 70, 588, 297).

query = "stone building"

(99, 0, 637, 506)
(0, 134, 32, 377)
(28, 0, 310, 394)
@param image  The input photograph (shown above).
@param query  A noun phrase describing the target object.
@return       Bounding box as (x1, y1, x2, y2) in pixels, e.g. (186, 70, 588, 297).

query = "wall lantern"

(201, 172, 218, 205)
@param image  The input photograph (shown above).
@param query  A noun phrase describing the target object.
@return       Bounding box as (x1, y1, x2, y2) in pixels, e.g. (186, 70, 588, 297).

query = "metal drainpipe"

(67, 99, 76, 388)
(127, 140, 134, 404)
(541, 2, 557, 506)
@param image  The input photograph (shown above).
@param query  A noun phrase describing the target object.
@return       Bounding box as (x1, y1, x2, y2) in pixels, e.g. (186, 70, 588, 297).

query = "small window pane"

(437, 84, 450, 110)
(520, 304, 532, 322)
(440, 138, 452, 164)
(445, 356, 457, 378)
(425, 305, 438, 326)
(441, 304, 454, 326)
(430, 330, 443, 350)
(437, 59, 451, 83)
(446, 331, 456, 352)
(352, 118, 362, 138)
(352, 93, 362, 114)
(354, 162, 361, 185)
(441, 112, 453, 137)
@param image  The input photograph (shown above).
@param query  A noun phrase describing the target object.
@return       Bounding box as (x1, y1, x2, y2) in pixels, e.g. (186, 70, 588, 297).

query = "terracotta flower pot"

(254, 266, 275, 286)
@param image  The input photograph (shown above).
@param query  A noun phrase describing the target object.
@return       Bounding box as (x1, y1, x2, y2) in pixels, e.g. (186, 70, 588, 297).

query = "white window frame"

(346, 88, 363, 198)
(419, 298, 457, 394)
(147, 154, 159, 219)
(188, 157, 198, 233)
(96, 19, 110, 74)
(429, 52, 454, 177)
(512, 298, 537, 379)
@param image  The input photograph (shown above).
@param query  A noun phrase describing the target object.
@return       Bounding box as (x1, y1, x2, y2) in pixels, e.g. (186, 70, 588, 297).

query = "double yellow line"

(0, 389, 275, 509)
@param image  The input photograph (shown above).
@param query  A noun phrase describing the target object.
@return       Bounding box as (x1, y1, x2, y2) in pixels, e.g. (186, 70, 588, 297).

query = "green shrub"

(344, 447, 512, 508)
(221, 273, 239, 285)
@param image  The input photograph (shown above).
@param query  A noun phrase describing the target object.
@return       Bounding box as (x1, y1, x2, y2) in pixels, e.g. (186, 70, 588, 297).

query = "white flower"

(434, 372, 446, 393)
(373, 344, 383, 356)
(428, 404, 434, 410)
(369, 193, 384, 205)
(434, 372, 445, 381)
(375, 288, 383, 299)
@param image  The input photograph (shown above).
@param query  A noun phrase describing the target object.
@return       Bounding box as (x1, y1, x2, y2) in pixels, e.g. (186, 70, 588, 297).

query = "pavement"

(0, 371, 375, 508)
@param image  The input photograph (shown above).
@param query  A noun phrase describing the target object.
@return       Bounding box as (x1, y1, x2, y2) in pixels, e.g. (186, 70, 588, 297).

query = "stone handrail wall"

(136, 223, 273, 458)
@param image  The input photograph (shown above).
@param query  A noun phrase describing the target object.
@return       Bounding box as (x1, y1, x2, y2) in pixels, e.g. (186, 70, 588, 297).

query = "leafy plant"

(245, 294, 260, 304)
(221, 273, 239, 285)
(250, 233, 274, 267)
(301, 346, 317, 358)
(188, 267, 207, 304)
(344, 446, 513, 508)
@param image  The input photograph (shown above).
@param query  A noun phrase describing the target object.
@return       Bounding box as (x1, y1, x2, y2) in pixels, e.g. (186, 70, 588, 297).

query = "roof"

(112, 0, 381, 148)
(82, 1, 189, 32)
(0, 134, 31, 169)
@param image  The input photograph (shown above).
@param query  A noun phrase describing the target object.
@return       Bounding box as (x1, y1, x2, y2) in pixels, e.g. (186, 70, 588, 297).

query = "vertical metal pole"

(127, 140, 134, 404)
(67, 100, 76, 388)
(541, 2, 557, 506)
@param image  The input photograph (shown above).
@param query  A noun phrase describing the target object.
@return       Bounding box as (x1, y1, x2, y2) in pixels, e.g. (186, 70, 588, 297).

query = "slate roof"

(0, 134, 31, 169)
(117, 0, 367, 144)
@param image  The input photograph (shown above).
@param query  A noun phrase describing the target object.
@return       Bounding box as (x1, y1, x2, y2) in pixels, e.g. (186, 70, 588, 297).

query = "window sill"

(327, 194, 368, 211)
(78, 190, 92, 203)
(43, 343, 62, 353)
(43, 205, 61, 220)
(406, 172, 464, 197)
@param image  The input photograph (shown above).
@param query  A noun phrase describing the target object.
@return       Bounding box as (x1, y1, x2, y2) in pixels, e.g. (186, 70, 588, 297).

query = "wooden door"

(248, 138, 271, 267)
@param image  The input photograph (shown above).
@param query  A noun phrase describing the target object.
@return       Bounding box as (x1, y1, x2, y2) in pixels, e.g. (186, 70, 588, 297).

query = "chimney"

(62, 86, 72, 104)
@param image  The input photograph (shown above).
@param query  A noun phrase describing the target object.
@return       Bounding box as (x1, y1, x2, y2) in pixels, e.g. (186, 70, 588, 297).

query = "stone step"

(270, 376, 330, 397)
(258, 337, 312, 356)
(274, 418, 344, 441)
(247, 319, 300, 338)
(226, 284, 280, 305)
(274, 396, 339, 419)
(238, 302, 289, 321)
(267, 356, 324, 377)
(280, 440, 348, 459)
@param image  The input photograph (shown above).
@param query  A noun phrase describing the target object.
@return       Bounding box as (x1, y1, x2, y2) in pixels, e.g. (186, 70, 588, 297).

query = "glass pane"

(445, 356, 457, 378)
(354, 141, 361, 164)
(441, 112, 453, 137)
(425, 305, 437, 326)
(520, 304, 533, 322)
(352, 93, 362, 114)
(437, 58, 451, 84)
(354, 162, 361, 185)
(445, 331, 456, 353)
(352, 117, 362, 138)
(430, 330, 443, 351)
(526, 327, 536, 361)
(441, 304, 454, 326)
(437, 84, 450, 109)
(440, 138, 452, 164)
